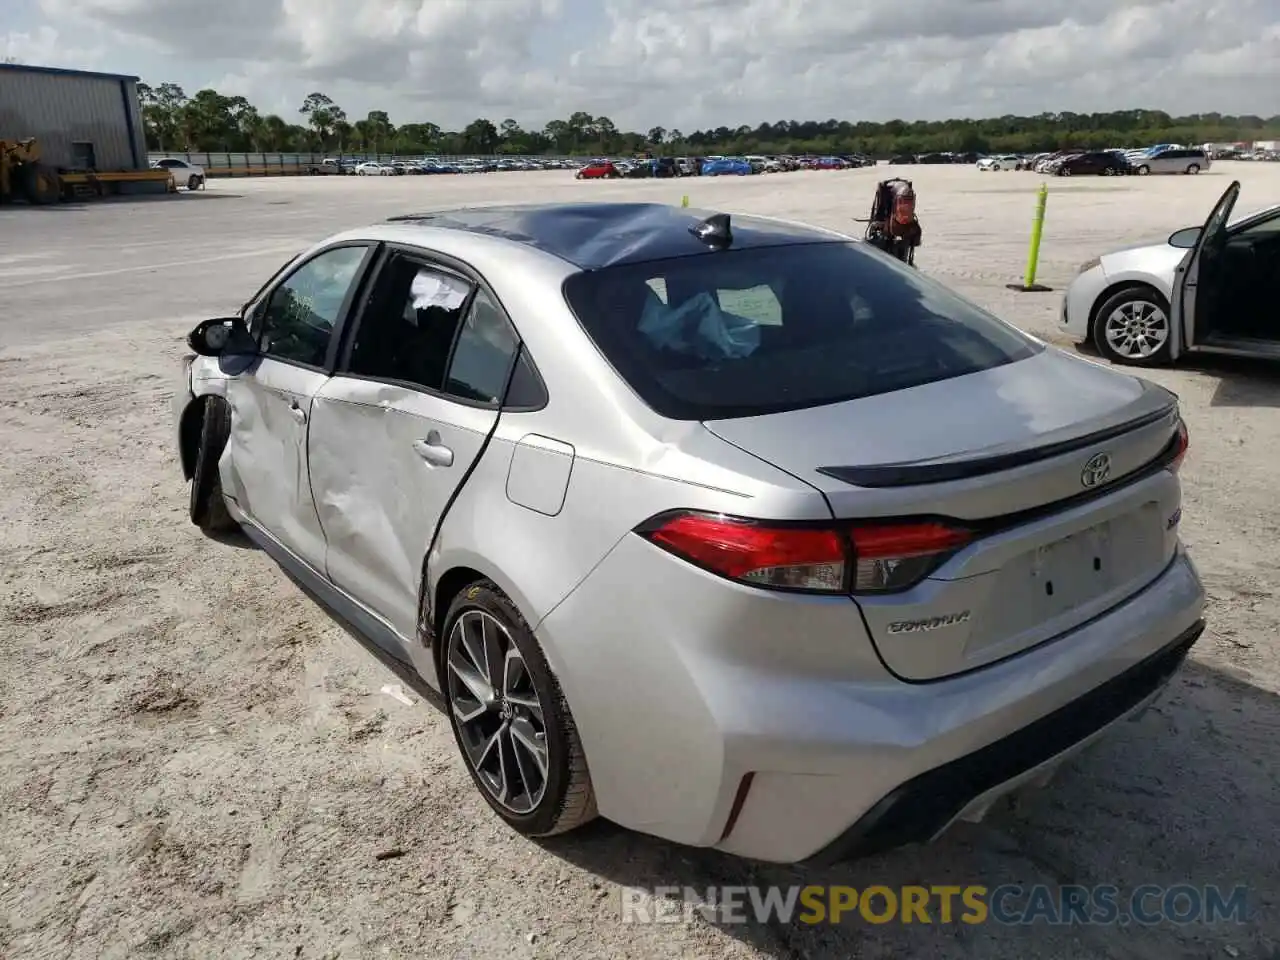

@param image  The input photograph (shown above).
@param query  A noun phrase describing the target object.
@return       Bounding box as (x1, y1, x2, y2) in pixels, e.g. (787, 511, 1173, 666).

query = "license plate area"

(963, 502, 1167, 661)
(1031, 520, 1115, 617)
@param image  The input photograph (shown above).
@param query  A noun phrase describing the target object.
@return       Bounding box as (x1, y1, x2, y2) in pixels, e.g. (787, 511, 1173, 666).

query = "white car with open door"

(1060, 181, 1280, 365)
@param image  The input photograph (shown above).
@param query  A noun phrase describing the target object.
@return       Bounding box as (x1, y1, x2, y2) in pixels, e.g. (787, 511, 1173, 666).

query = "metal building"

(0, 63, 148, 171)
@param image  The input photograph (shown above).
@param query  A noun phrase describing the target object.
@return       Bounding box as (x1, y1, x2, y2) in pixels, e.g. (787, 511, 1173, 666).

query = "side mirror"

(1168, 226, 1202, 249)
(187, 317, 254, 356)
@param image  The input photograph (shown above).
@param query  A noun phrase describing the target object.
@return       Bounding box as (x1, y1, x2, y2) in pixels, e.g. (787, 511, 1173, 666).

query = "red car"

(575, 161, 619, 180)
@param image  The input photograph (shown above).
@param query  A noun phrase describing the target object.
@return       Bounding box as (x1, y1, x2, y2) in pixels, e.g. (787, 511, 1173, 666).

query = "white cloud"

(2, 24, 104, 67)
(21, 0, 1280, 129)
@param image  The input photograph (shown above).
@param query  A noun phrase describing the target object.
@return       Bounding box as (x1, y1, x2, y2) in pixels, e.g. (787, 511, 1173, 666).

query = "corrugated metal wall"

(0, 70, 144, 170)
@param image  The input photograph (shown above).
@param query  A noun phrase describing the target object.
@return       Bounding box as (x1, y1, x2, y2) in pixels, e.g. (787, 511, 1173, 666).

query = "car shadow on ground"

(224, 529, 1278, 956)
(536, 660, 1279, 958)
(174, 190, 245, 200)
(203, 527, 257, 550)
(267, 555, 448, 712)
(1187, 355, 1280, 408)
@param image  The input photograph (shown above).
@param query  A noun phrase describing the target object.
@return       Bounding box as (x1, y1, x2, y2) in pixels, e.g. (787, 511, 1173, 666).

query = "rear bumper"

(538, 536, 1204, 864)
(803, 616, 1203, 865)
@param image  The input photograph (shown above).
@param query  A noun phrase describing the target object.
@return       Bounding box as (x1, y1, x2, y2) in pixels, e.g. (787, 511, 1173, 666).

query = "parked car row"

(1215, 149, 1280, 161)
(890, 151, 984, 165)
(323, 157, 580, 176)
(574, 153, 878, 180)
(886, 143, 1229, 178)
(971, 145, 1214, 177)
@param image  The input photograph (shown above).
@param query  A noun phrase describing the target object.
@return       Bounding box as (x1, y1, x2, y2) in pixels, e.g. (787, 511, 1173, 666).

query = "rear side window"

(562, 242, 1040, 420)
(445, 289, 521, 404)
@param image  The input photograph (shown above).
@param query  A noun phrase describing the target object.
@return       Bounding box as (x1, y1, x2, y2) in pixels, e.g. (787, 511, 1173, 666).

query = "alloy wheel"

(1104, 299, 1169, 359)
(446, 610, 549, 815)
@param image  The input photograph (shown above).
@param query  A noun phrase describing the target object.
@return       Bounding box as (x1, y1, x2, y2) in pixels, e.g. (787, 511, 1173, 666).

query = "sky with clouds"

(4, 0, 1278, 132)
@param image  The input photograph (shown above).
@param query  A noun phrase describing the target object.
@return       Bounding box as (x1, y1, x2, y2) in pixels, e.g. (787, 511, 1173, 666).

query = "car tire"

(442, 580, 596, 838)
(1135, 165, 1150, 175)
(1092, 286, 1173, 367)
(187, 174, 201, 191)
(1186, 164, 1200, 174)
(189, 399, 238, 533)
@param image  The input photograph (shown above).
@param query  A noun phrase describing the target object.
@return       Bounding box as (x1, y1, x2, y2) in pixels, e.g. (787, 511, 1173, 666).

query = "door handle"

(412, 433, 454, 467)
(288, 401, 307, 424)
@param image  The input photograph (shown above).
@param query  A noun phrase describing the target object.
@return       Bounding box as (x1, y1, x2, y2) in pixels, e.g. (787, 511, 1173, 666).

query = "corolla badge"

(886, 611, 971, 634)
(1080, 452, 1112, 489)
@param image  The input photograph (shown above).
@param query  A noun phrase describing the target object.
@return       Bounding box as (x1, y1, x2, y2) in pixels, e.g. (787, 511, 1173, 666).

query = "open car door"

(1172, 179, 1239, 357)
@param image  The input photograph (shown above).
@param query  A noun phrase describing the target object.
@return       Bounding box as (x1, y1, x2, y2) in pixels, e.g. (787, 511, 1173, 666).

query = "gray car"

(174, 203, 1204, 864)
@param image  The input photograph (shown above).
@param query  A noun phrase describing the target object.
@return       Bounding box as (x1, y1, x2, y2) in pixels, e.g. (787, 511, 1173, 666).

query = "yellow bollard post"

(681, 194, 689, 208)
(1007, 183, 1053, 292)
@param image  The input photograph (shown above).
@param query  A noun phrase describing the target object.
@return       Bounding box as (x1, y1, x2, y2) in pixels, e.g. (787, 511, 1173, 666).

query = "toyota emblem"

(1081, 452, 1112, 488)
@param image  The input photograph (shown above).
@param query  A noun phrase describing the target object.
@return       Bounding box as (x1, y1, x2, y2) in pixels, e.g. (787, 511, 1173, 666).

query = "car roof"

(381, 202, 849, 270)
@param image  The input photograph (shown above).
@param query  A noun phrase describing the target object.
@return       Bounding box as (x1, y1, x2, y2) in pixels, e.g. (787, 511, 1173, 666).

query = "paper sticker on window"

(411, 270, 471, 311)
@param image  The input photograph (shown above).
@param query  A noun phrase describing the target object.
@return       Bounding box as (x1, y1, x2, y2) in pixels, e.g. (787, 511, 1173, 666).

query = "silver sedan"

(174, 202, 1204, 864)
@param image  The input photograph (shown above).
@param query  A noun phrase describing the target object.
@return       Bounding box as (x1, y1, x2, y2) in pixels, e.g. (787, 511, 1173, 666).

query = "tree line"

(136, 83, 1280, 158)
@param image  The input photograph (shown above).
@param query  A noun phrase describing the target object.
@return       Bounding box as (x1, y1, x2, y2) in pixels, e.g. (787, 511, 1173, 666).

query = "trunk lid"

(704, 349, 1184, 680)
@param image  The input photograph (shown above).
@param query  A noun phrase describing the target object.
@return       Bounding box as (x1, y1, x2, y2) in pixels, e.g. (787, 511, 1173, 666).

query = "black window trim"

(332, 241, 548, 413)
(248, 240, 382, 375)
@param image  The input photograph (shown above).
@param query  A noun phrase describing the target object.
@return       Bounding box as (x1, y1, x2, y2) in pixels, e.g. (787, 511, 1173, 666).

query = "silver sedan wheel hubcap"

(447, 610, 549, 814)
(1104, 300, 1169, 358)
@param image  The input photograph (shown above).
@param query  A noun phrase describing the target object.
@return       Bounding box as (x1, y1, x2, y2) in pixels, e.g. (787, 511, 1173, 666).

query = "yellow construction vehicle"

(0, 138, 62, 204)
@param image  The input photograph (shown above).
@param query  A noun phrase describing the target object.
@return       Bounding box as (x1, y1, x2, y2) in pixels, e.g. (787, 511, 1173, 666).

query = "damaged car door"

(221, 243, 375, 571)
(306, 251, 521, 644)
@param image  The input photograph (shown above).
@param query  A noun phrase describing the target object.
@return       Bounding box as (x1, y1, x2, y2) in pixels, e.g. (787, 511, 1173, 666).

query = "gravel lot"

(1, 163, 1278, 960)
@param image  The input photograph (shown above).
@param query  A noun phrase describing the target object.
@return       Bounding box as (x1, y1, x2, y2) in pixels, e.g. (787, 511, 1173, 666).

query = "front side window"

(346, 257, 474, 392)
(259, 245, 367, 366)
(562, 242, 1041, 420)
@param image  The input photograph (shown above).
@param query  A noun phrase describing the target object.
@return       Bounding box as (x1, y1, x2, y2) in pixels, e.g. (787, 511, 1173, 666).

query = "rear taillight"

(639, 512, 846, 592)
(848, 522, 973, 592)
(1170, 418, 1189, 473)
(636, 511, 972, 595)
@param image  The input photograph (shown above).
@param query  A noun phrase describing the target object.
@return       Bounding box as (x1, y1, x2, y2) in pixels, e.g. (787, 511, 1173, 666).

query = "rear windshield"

(561, 242, 1041, 420)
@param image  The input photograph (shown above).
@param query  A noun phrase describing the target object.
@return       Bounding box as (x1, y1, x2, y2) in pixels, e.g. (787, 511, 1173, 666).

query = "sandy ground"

(1, 163, 1278, 960)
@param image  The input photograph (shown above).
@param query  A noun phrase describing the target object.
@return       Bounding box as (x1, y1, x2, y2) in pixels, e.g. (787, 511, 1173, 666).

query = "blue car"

(701, 157, 752, 176)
